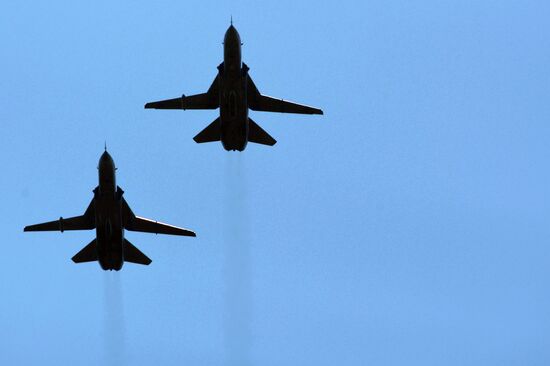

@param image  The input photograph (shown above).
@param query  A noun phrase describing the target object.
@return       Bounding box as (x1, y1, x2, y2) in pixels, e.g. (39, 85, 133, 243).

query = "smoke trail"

(223, 154, 251, 366)
(103, 272, 125, 366)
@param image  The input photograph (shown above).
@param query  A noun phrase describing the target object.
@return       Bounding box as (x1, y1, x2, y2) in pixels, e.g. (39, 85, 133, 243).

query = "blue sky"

(1, 1, 550, 365)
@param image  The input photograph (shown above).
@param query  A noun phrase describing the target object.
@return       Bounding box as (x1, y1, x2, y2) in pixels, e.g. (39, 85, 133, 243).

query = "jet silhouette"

(145, 23, 323, 151)
(24, 150, 196, 270)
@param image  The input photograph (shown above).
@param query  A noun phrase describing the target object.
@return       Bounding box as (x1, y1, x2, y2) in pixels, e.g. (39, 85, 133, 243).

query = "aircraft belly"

(220, 80, 248, 151)
(95, 197, 124, 271)
(220, 114, 248, 151)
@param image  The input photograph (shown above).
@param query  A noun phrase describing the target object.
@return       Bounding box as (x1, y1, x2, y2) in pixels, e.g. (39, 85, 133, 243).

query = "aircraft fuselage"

(219, 25, 249, 151)
(95, 151, 124, 270)
(144, 24, 324, 151)
(24, 150, 196, 270)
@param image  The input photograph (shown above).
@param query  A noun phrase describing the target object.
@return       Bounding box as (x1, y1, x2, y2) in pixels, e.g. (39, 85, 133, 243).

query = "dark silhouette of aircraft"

(24, 150, 196, 270)
(145, 22, 323, 151)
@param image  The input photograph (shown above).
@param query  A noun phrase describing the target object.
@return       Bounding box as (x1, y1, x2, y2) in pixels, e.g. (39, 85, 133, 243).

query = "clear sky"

(1, 1, 550, 365)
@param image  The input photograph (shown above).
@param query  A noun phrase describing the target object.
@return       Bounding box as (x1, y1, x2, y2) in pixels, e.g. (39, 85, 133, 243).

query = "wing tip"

(23, 225, 43, 232)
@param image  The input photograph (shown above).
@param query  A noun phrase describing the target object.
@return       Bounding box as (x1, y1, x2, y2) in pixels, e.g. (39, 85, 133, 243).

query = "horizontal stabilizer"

(193, 117, 221, 143)
(123, 239, 152, 265)
(248, 118, 277, 146)
(72, 239, 98, 263)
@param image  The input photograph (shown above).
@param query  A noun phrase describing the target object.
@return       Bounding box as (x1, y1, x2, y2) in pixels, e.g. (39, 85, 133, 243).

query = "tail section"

(248, 118, 277, 146)
(72, 239, 98, 263)
(123, 238, 152, 266)
(193, 117, 221, 143)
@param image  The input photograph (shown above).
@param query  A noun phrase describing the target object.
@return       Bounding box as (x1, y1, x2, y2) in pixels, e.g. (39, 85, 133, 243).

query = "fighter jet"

(145, 23, 323, 151)
(24, 150, 196, 271)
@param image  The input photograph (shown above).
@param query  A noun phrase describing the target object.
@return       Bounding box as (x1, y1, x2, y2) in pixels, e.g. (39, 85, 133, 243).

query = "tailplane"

(193, 117, 221, 143)
(123, 238, 152, 265)
(248, 118, 277, 146)
(72, 239, 98, 263)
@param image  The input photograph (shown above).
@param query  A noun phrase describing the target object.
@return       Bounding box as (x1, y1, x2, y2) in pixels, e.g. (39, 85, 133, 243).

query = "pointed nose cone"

(98, 150, 117, 194)
(99, 150, 115, 170)
(224, 24, 241, 45)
